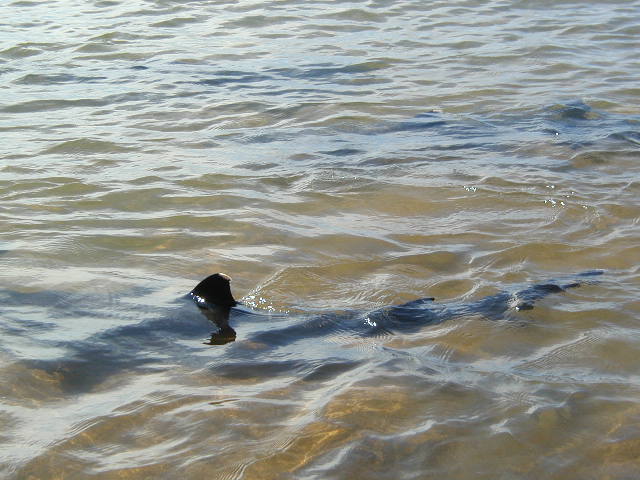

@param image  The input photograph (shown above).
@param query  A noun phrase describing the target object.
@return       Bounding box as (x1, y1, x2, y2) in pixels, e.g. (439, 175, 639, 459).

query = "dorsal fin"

(190, 273, 237, 307)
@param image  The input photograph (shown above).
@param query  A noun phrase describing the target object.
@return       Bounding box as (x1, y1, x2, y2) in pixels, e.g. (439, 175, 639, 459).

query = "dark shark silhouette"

(191, 270, 604, 345)
(1, 270, 602, 394)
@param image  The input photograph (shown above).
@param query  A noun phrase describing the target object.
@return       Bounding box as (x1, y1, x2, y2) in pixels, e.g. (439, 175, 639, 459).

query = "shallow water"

(1, 0, 640, 478)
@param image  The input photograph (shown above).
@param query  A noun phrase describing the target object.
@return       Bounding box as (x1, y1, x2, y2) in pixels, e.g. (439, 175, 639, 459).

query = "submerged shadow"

(191, 270, 604, 345)
(198, 306, 236, 345)
(1, 270, 603, 394)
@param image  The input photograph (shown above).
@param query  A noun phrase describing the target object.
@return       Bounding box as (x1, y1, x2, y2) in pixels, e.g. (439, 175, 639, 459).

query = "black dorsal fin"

(190, 273, 237, 307)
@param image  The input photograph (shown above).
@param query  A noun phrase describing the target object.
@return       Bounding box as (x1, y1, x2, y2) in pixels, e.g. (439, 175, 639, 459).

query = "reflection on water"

(2, 0, 640, 477)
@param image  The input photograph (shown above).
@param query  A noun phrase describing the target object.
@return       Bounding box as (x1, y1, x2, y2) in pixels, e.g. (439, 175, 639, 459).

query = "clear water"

(1, 0, 639, 478)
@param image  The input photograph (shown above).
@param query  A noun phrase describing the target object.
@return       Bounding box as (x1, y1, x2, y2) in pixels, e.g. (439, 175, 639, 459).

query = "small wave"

(41, 138, 133, 155)
(13, 73, 107, 85)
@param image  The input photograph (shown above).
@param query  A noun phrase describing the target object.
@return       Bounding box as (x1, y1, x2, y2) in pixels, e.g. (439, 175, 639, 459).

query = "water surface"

(1, 0, 640, 478)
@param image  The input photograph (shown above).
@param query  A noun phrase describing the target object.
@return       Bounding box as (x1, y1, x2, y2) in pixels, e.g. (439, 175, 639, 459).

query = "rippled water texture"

(1, 0, 640, 478)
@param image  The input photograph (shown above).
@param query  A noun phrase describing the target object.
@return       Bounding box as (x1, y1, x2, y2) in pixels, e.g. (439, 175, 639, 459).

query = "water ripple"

(2, 0, 640, 478)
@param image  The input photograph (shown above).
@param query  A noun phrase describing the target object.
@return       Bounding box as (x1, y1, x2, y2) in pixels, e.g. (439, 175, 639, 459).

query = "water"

(1, 0, 640, 477)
